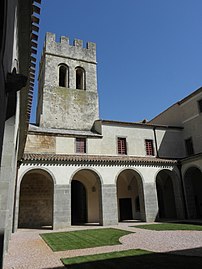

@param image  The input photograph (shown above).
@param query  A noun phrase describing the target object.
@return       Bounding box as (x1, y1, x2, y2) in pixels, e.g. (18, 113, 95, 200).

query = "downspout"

(153, 127, 159, 158)
(12, 160, 21, 233)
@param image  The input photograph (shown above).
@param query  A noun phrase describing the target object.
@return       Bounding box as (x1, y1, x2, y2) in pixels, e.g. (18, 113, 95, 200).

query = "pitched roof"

(28, 124, 102, 137)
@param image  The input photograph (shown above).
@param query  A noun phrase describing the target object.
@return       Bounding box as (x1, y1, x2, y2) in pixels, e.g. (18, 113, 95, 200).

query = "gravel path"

(4, 222, 202, 269)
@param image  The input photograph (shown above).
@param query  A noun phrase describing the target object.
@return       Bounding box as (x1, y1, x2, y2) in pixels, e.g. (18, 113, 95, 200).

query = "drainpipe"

(153, 127, 159, 158)
(177, 162, 188, 219)
(12, 161, 21, 233)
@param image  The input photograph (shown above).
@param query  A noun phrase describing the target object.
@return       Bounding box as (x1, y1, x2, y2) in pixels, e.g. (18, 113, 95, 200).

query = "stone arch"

(18, 169, 54, 229)
(156, 169, 177, 220)
(75, 66, 85, 90)
(184, 166, 202, 219)
(58, 63, 69, 87)
(116, 169, 145, 222)
(71, 169, 102, 225)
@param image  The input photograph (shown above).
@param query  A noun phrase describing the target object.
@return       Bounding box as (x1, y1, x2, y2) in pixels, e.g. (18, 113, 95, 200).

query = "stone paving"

(4, 222, 202, 269)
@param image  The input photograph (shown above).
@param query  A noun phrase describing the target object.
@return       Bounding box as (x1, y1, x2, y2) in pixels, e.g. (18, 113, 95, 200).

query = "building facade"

(15, 33, 202, 231)
(0, 0, 41, 267)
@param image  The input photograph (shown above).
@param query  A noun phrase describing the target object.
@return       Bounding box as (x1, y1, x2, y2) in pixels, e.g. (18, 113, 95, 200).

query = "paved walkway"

(4, 223, 202, 269)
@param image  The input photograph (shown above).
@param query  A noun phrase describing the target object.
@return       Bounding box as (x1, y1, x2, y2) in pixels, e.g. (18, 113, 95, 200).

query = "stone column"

(143, 183, 159, 222)
(101, 184, 118, 226)
(53, 184, 71, 229)
(0, 116, 17, 253)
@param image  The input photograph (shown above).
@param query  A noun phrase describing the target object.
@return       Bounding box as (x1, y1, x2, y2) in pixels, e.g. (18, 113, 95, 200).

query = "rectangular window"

(185, 137, 194, 156)
(198, 99, 202, 113)
(117, 137, 127, 155)
(145, 139, 154, 156)
(76, 138, 86, 153)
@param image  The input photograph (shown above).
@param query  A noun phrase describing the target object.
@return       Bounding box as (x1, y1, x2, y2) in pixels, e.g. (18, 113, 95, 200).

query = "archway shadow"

(57, 250, 202, 269)
(18, 226, 53, 230)
(71, 223, 101, 227)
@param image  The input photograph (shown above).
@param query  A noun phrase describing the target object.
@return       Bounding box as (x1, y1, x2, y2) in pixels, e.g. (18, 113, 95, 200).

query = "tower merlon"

(73, 39, 83, 48)
(60, 36, 69, 44)
(45, 32, 56, 43)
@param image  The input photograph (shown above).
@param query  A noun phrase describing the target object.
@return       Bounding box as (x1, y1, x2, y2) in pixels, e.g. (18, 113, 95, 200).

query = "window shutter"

(76, 138, 86, 153)
(117, 138, 127, 155)
(145, 140, 154, 156)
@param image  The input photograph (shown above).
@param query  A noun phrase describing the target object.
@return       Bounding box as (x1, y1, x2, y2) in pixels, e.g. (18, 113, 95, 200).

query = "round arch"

(70, 167, 103, 185)
(156, 169, 177, 220)
(184, 166, 202, 219)
(18, 169, 54, 229)
(71, 169, 102, 225)
(116, 169, 145, 222)
(19, 167, 56, 185)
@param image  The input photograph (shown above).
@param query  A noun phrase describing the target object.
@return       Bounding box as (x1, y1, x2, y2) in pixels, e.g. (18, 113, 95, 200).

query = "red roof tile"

(23, 153, 177, 165)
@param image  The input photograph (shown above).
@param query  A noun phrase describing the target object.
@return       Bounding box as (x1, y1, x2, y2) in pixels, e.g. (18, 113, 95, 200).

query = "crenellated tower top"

(45, 32, 96, 63)
(36, 32, 99, 131)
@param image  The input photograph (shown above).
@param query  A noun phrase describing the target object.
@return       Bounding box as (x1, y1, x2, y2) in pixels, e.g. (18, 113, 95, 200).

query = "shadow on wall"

(157, 129, 185, 159)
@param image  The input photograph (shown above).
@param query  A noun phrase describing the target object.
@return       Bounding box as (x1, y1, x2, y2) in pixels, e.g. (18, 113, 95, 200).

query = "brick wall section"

(25, 134, 56, 153)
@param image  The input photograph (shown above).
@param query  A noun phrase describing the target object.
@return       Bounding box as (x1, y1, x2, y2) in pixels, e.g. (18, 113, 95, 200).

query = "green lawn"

(61, 249, 202, 269)
(133, 223, 202, 231)
(40, 228, 133, 251)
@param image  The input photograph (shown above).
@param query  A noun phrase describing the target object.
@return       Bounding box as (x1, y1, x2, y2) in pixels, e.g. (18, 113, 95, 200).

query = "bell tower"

(36, 32, 99, 130)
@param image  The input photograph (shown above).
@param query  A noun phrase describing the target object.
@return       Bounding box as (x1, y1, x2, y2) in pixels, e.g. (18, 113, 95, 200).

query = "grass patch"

(61, 249, 151, 266)
(40, 228, 133, 251)
(61, 249, 202, 269)
(132, 223, 202, 231)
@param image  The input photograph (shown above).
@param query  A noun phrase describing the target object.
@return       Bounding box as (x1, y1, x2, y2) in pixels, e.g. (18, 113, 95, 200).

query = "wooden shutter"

(118, 138, 127, 155)
(76, 138, 86, 153)
(145, 139, 154, 156)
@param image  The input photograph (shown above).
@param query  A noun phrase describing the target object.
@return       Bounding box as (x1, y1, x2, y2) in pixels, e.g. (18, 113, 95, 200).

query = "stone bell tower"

(36, 32, 99, 130)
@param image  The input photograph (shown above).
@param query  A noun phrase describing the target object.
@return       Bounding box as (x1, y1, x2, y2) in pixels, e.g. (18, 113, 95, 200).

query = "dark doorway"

(156, 170, 177, 220)
(71, 180, 87, 225)
(119, 198, 133, 221)
(184, 167, 202, 219)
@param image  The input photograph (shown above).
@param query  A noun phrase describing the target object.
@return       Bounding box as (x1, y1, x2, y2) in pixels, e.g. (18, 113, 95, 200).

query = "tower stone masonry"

(36, 32, 99, 130)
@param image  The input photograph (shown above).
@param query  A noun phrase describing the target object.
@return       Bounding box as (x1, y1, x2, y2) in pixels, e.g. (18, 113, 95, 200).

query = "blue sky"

(31, 0, 202, 123)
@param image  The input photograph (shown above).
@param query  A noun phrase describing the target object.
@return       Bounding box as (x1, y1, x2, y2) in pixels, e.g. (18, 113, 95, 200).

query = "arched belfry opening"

(76, 67, 85, 90)
(184, 167, 202, 219)
(59, 64, 68, 87)
(116, 169, 145, 222)
(156, 170, 177, 220)
(18, 170, 54, 229)
(71, 169, 102, 225)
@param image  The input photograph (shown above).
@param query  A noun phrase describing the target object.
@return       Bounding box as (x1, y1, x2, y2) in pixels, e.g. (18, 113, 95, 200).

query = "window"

(117, 137, 127, 155)
(76, 67, 85, 90)
(198, 99, 202, 113)
(76, 138, 86, 153)
(145, 139, 154, 156)
(185, 137, 194, 156)
(59, 64, 68, 87)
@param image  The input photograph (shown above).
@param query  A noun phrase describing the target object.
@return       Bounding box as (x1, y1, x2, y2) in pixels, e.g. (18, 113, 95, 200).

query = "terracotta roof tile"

(23, 153, 177, 165)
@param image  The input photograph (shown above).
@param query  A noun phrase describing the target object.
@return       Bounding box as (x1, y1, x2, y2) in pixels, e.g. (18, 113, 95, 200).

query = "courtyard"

(4, 222, 202, 269)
